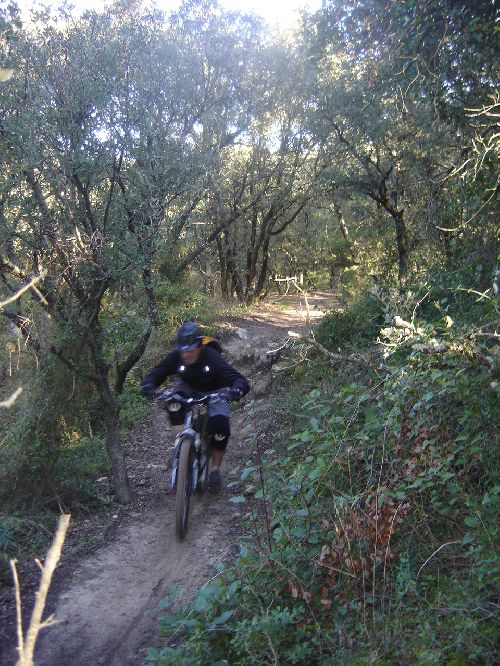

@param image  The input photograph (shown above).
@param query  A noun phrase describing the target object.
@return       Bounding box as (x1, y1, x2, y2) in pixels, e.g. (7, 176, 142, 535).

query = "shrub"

(149, 304, 499, 664)
(315, 294, 384, 350)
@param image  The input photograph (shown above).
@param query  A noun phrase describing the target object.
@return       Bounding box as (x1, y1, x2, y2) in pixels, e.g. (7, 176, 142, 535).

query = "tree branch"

(174, 198, 258, 276)
(12, 514, 71, 666)
(114, 269, 158, 394)
(0, 274, 46, 308)
(0, 387, 23, 408)
(288, 331, 391, 373)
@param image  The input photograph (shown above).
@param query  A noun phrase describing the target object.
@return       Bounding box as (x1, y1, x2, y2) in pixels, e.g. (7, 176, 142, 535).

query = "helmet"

(176, 321, 202, 352)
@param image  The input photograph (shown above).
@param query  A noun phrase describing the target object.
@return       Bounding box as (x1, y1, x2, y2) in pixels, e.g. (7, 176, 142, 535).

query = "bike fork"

(169, 437, 181, 494)
(170, 430, 197, 494)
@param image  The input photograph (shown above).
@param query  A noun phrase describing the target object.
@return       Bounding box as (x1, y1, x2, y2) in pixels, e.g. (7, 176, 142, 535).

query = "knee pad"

(207, 414, 230, 451)
(164, 400, 186, 426)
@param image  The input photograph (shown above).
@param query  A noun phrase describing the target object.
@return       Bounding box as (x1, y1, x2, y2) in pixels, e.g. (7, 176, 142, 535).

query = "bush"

(118, 377, 149, 434)
(149, 305, 499, 664)
(0, 513, 54, 582)
(315, 294, 384, 350)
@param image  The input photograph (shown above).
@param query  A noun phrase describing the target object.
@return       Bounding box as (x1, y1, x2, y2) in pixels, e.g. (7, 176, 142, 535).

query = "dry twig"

(416, 541, 461, 580)
(11, 514, 71, 666)
(0, 274, 47, 309)
(0, 387, 23, 408)
(287, 331, 391, 373)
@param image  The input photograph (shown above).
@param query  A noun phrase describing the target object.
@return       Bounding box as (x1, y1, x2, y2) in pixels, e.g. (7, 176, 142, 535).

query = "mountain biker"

(141, 321, 250, 492)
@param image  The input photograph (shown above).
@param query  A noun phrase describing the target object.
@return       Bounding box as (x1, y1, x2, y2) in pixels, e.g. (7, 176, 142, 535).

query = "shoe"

(208, 469, 222, 494)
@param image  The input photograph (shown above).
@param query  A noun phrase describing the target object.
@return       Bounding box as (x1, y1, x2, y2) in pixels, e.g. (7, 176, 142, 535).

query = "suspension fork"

(170, 412, 196, 491)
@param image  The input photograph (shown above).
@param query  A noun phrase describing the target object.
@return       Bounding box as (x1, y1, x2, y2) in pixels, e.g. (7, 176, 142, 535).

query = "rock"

(252, 376, 273, 397)
(255, 353, 272, 369)
(235, 327, 249, 340)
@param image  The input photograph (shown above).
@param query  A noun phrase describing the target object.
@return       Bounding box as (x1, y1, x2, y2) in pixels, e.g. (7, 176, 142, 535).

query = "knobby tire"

(175, 436, 195, 540)
(198, 442, 211, 494)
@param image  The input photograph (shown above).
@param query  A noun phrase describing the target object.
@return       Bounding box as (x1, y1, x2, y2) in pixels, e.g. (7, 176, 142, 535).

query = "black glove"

(219, 387, 243, 402)
(141, 383, 159, 399)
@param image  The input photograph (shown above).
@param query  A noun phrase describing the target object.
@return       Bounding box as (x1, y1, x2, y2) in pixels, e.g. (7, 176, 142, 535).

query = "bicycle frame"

(169, 401, 209, 495)
(159, 391, 218, 494)
(157, 389, 227, 539)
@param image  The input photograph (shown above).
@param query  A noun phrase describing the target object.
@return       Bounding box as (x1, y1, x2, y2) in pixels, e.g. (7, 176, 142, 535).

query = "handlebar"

(156, 390, 227, 406)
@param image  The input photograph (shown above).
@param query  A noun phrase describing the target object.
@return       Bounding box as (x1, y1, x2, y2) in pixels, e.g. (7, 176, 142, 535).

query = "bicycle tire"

(175, 436, 195, 540)
(198, 442, 211, 494)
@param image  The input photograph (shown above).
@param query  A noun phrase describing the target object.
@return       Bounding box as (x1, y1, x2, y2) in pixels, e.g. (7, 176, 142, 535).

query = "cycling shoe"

(208, 469, 222, 493)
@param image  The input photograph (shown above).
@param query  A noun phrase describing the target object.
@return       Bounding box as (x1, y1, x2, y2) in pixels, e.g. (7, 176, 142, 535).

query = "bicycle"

(157, 390, 225, 540)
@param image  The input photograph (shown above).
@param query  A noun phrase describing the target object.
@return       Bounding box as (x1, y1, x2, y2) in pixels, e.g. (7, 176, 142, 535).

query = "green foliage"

(55, 434, 110, 507)
(118, 378, 149, 434)
(0, 0, 497, 659)
(151, 288, 499, 663)
(315, 293, 384, 349)
(155, 282, 212, 331)
(0, 341, 106, 502)
(147, 574, 316, 665)
(0, 516, 22, 581)
(416, 263, 500, 328)
(303, 268, 331, 290)
(0, 513, 54, 582)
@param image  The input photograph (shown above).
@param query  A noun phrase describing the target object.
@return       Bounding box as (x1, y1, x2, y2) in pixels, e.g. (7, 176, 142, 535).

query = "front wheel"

(175, 436, 195, 540)
(198, 442, 211, 494)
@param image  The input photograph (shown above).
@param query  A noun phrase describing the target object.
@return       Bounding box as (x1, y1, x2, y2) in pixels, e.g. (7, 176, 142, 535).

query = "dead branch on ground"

(288, 331, 391, 373)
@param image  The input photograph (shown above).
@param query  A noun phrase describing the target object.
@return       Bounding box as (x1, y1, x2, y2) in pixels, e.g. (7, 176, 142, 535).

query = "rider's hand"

(219, 387, 243, 402)
(142, 384, 162, 399)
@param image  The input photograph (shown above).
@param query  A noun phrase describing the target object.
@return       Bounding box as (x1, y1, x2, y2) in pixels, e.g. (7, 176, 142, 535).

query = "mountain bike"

(158, 390, 224, 540)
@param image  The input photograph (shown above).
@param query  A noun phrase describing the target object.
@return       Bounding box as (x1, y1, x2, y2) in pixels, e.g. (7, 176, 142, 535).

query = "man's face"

(180, 346, 202, 366)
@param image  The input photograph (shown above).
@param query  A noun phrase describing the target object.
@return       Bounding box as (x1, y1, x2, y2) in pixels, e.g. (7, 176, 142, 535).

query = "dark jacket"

(141, 345, 250, 397)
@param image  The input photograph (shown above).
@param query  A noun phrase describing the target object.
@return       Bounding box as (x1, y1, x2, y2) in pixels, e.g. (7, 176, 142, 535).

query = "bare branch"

(288, 331, 391, 373)
(114, 269, 157, 394)
(0, 387, 23, 408)
(9, 560, 24, 659)
(0, 274, 47, 309)
(416, 541, 461, 580)
(13, 514, 71, 666)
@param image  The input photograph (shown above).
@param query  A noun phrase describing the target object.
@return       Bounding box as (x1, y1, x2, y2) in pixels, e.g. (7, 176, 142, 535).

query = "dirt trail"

(3, 293, 336, 666)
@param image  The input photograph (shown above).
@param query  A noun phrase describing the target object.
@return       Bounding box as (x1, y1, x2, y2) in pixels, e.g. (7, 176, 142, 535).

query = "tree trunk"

(91, 333, 132, 504)
(329, 265, 339, 289)
(216, 236, 229, 299)
(227, 241, 244, 301)
(103, 399, 132, 504)
(392, 210, 409, 286)
(370, 191, 409, 287)
(253, 237, 271, 301)
(332, 198, 356, 262)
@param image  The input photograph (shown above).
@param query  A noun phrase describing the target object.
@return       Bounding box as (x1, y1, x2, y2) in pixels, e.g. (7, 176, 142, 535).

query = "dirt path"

(2, 293, 336, 666)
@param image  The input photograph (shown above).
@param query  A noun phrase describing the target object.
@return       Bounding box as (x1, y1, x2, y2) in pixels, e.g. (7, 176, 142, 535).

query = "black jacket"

(141, 346, 250, 397)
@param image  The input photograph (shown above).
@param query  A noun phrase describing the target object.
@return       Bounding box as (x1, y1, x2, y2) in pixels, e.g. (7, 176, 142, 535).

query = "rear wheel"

(175, 436, 195, 540)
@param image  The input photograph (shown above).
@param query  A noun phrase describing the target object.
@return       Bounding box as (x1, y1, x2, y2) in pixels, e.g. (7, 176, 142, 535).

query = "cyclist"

(141, 321, 250, 492)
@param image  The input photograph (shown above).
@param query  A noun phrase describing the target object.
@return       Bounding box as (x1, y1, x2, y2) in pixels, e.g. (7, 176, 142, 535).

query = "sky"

(208, 0, 323, 28)
(17, 0, 324, 30)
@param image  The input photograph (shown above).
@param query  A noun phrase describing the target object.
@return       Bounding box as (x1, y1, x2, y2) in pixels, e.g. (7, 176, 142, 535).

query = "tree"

(0, 0, 267, 502)
(306, 0, 498, 284)
(188, 40, 323, 302)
